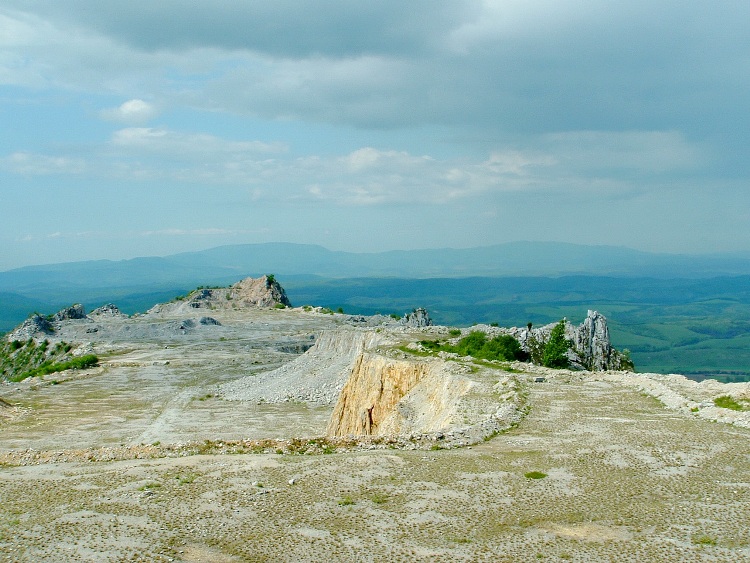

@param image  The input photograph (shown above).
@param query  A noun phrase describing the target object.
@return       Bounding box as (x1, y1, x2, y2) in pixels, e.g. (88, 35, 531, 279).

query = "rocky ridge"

(147, 275, 291, 316)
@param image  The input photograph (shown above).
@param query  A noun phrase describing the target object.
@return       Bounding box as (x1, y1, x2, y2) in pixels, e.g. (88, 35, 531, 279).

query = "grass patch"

(472, 359, 522, 372)
(713, 396, 747, 411)
(692, 534, 717, 546)
(337, 495, 355, 506)
(371, 493, 388, 505)
(524, 471, 547, 480)
(176, 473, 196, 485)
(137, 483, 162, 491)
(397, 345, 432, 357)
(8, 354, 99, 383)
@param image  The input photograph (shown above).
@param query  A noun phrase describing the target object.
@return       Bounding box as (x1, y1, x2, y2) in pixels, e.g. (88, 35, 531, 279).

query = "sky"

(1, 1, 749, 270)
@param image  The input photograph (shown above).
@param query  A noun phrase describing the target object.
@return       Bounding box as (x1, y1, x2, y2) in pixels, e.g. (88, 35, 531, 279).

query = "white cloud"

(1, 152, 86, 175)
(100, 99, 158, 124)
(110, 127, 285, 155)
(2, 129, 705, 206)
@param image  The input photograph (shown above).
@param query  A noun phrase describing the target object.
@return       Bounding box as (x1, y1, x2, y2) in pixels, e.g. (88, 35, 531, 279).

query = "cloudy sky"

(1, 1, 749, 269)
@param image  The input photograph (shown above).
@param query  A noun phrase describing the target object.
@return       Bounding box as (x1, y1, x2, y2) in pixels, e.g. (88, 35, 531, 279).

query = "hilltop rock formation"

(569, 310, 628, 370)
(147, 275, 292, 315)
(496, 310, 631, 371)
(52, 304, 87, 322)
(89, 304, 127, 318)
(399, 307, 432, 328)
(228, 275, 291, 308)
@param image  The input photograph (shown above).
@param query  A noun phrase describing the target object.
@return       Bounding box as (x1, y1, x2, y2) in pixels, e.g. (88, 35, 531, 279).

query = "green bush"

(418, 331, 526, 362)
(9, 354, 99, 383)
(542, 320, 570, 368)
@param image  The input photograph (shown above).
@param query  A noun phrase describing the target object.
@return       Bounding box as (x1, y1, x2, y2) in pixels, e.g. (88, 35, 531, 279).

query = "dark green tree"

(542, 320, 571, 368)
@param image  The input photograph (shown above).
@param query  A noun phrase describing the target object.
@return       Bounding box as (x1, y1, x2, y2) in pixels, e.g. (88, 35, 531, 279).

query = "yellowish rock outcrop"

(326, 352, 474, 436)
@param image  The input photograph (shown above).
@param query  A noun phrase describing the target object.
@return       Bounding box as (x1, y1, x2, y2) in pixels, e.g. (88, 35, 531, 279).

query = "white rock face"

(570, 310, 623, 371)
(220, 328, 389, 405)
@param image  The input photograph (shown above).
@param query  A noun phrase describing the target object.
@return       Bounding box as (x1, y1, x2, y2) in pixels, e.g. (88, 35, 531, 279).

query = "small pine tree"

(542, 320, 571, 369)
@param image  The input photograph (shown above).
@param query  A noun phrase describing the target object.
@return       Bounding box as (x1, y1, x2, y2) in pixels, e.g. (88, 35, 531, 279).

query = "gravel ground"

(2, 375, 750, 562)
(2, 307, 750, 561)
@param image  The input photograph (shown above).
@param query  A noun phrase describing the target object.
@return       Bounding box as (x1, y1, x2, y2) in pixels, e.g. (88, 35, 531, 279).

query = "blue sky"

(1, 1, 749, 270)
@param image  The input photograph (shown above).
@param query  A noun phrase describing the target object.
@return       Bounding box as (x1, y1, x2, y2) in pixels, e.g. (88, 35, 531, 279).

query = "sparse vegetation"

(337, 495, 355, 506)
(713, 395, 747, 411)
(524, 471, 548, 479)
(371, 493, 388, 504)
(1, 338, 96, 383)
(692, 533, 717, 546)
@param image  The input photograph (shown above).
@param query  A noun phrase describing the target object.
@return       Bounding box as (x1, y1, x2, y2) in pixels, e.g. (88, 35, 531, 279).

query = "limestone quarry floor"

(3, 374, 750, 562)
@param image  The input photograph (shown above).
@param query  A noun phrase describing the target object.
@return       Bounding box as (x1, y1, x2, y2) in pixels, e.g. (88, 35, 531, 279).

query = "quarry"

(2, 277, 750, 562)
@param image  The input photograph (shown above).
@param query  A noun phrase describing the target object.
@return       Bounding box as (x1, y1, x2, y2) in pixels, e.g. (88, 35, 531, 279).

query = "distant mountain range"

(2, 241, 750, 333)
(3, 241, 750, 291)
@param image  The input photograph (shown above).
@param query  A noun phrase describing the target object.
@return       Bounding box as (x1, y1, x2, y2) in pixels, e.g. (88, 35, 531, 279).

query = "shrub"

(524, 471, 547, 479)
(9, 354, 99, 382)
(448, 329, 461, 337)
(417, 332, 526, 362)
(542, 320, 570, 368)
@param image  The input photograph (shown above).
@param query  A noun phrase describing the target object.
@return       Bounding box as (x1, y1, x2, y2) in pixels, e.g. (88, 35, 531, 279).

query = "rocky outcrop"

(493, 310, 631, 371)
(89, 304, 127, 318)
(327, 355, 431, 435)
(569, 310, 626, 370)
(52, 304, 86, 322)
(325, 348, 525, 441)
(229, 275, 292, 308)
(147, 276, 292, 315)
(326, 353, 476, 436)
(220, 329, 388, 405)
(6, 314, 54, 341)
(399, 308, 432, 328)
